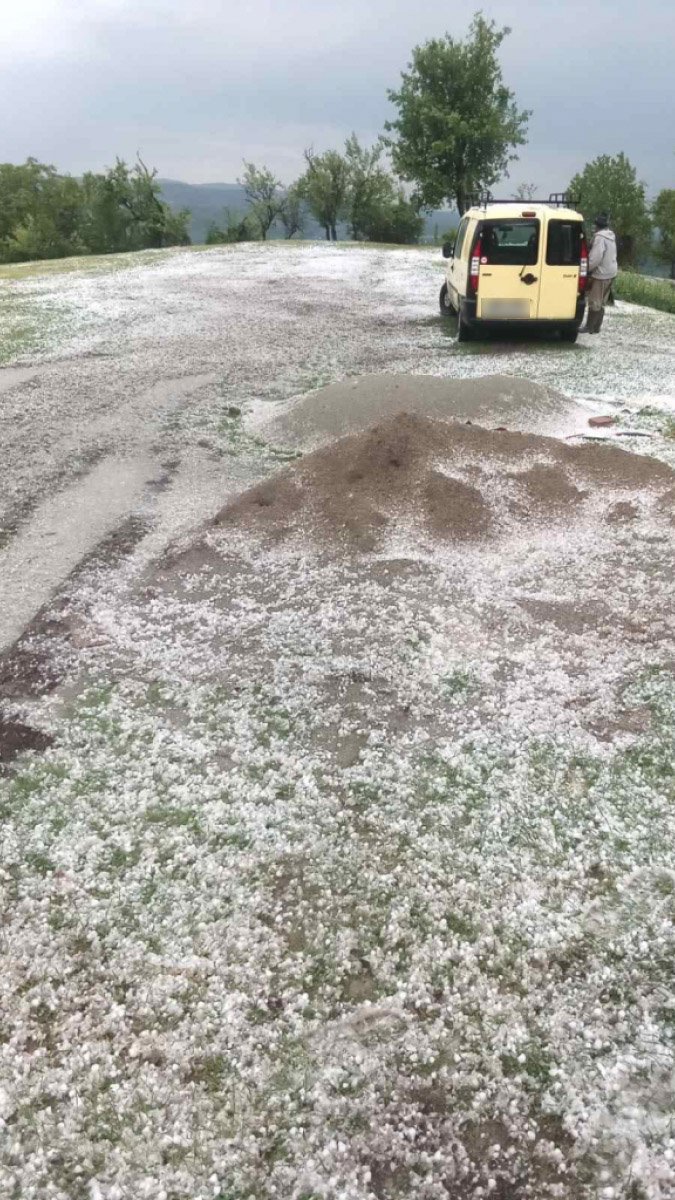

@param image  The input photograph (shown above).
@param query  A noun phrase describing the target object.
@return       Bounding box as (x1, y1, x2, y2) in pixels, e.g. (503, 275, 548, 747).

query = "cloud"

(2, 0, 673, 193)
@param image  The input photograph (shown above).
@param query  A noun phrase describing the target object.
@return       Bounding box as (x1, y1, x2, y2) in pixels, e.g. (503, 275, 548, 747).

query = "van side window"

(454, 217, 470, 258)
(481, 220, 539, 266)
(547, 220, 582, 266)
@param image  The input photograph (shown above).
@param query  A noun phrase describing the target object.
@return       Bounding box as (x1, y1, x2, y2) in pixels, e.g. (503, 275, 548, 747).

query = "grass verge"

(0, 291, 62, 364)
(614, 271, 675, 314)
(0, 244, 215, 283)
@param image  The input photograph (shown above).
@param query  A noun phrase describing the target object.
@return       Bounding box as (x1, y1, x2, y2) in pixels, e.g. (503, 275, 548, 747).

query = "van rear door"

(476, 218, 541, 320)
(538, 218, 583, 320)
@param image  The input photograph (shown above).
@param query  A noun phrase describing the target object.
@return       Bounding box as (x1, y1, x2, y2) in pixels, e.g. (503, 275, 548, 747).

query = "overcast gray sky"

(3, 0, 674, 196)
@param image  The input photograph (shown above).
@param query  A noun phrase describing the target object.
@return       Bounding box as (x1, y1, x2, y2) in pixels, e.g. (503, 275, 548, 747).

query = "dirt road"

(1, 242, 674, 650)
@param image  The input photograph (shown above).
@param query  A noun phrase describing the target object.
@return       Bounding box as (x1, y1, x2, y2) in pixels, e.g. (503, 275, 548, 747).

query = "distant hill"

(158, 180, 249, 243)
(158, 178, 458, 245)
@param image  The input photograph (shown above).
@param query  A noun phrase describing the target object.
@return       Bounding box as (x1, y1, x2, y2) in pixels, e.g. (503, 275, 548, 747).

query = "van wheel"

(439, 282, 456, 316)
(560, 328, 578, 343)
(457, 314, 473, 342)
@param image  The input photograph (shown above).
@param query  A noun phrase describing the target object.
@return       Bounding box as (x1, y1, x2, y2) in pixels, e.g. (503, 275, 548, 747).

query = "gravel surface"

(1, 243, 675, 1200)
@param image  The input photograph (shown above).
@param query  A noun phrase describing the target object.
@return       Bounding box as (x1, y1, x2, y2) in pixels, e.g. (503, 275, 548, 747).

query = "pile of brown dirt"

(213, 412, 674, 552)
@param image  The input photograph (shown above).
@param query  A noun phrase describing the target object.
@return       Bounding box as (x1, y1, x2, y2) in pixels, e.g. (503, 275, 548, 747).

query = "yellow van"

(439, 196, 588, 342)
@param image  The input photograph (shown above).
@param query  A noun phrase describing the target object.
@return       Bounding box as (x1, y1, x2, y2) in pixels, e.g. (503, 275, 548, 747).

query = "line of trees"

(0, 157, 190, 264)
(2, 10, 673, 268)
(205, 136, 425, 246)
(210, 11, 673, 269)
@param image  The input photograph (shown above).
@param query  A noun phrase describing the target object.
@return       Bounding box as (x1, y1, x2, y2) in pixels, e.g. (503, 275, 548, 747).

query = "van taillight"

(469, 236, 482, 293)
(579, 236, 588, 293)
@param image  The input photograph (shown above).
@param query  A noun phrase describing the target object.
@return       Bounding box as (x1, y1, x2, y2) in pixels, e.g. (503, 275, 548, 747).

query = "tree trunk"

(330, 224, 337, 242)
(456, 187, 467, 216)
(324, 225, 330, 241)
(670, 260, 675, 280)
(617, 234, 635, 270)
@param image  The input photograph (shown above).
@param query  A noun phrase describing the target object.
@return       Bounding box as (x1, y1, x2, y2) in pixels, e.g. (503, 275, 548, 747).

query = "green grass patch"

(0, 243, 211, 283)
(614, 271, 675, 314)
(440, 669, 476, 698)
(0, 290, 62, 364)
(0, 246, 218, 363)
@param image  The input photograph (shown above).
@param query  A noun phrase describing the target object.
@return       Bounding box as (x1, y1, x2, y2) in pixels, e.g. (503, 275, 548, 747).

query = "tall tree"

(653, 189, 675, 279)
(384, 13, 530, 215)
(279, 183, 305, 239)
(568, 153, 651, 268)
(0, 160, 84, 261)
(358, 187, 424, 244)
(298, 148, 350, 241)
(80, 158, 189, 255)
(238, 162, 285, 240)
(128, 156, 189, 248)
(343, 134, 391, 240)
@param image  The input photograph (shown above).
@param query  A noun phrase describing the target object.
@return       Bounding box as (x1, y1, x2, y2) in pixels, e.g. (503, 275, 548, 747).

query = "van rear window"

(481, 220, 539, 266)
(546, 220, 583, 266)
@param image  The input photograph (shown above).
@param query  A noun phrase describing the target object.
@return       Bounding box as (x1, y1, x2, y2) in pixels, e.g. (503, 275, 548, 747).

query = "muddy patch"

(606, 500, 640, 524)
(519, 599, 611, 636)
(0, 715, 53, 765)
(0, 515, 149, 701)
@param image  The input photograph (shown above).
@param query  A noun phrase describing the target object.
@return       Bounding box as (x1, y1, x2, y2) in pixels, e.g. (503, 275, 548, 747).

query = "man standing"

(585, 213, 618, 333)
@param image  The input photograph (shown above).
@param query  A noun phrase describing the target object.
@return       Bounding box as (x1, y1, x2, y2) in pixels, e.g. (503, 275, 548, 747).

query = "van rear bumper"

(461, 297, 586, 330)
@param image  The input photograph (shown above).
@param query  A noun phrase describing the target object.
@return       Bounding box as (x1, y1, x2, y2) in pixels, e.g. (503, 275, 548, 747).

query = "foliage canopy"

(568, 153, 651, 268)
(653, 189, 675, 279)
(0, 157, 190, 264)
(294, 137, 423, 244)
(238, 162, 286, 241)
(297, 148, 351, 241)
(384, 13, 530, 214)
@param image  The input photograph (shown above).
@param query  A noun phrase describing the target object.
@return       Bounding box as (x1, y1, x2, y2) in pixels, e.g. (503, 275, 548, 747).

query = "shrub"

(205, 210, 260, 244)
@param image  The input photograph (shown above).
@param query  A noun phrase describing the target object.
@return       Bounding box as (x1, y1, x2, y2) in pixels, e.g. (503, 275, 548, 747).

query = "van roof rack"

(466, 192, 580, 209)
